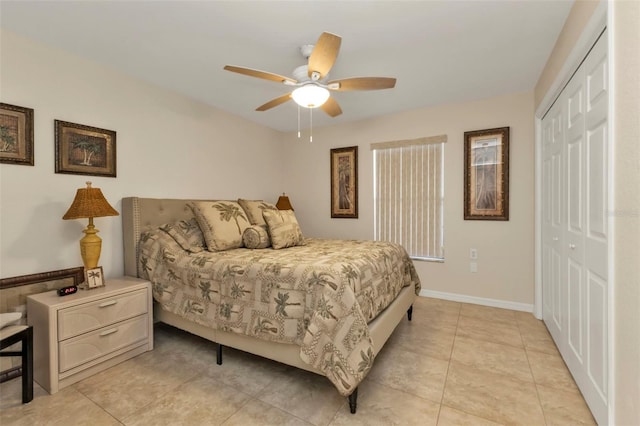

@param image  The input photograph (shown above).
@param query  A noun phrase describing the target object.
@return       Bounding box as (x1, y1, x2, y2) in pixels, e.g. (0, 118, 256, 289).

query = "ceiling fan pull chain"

(309, 108, 313, 143)
(297, 105, 301, 138)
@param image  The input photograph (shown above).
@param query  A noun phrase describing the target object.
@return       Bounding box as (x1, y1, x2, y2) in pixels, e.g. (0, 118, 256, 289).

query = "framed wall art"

(84, 267, 105, 289)
(0, 102, 34, 166)
(330, 146, 358, 218)
(464, 127, 510, 220)
(55, 120, 116, 177)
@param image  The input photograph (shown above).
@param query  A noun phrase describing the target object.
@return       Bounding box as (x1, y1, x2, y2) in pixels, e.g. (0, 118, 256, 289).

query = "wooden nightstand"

(27, 276, 153, 394)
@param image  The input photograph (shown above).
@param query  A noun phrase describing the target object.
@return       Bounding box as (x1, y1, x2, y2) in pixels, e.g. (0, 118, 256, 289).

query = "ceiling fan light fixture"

(291, 84, 330, 108)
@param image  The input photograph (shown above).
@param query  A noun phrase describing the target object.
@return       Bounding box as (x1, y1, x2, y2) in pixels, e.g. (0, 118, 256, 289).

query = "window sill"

(410, 256, 444, 263)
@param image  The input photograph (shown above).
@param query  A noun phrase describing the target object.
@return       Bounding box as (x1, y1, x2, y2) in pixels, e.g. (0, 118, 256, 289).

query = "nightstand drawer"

(58, 314, 149, 373)
(58, 288, 148, 340)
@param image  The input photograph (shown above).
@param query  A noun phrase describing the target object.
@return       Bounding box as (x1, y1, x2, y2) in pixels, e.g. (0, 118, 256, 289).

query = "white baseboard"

(419, 289, 534, 313)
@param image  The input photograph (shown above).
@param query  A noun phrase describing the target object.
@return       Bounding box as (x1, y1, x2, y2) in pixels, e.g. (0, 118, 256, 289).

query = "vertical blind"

(372, 135, 446, 260)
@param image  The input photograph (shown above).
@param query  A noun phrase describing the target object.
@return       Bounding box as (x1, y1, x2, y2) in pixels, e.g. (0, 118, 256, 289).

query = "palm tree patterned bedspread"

(138, 230, 421, 396)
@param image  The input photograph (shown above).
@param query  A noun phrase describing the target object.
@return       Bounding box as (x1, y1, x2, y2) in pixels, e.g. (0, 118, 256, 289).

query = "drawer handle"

(100, 328, 118, 337)
(99, 300, 118, 308)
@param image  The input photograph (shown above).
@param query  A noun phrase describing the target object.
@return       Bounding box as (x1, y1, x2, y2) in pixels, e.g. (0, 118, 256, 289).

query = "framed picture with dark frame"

(0, 102, 34, 166)
(330, 146, 358, 218)
(55, 120, 116, 177)
(464, 127, 509, 221)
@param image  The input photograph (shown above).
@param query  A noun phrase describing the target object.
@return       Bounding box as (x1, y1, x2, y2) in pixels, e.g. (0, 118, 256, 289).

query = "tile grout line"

(517, 317, 551, 426)
(435, 304, 461, 425)
(444, 303, 547, 425)
(117, 370, 207, 424)
(217, 392, 255, 426)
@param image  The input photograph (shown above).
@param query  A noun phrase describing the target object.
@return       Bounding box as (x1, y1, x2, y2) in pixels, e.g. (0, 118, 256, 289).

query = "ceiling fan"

(223, 32, 396, 118)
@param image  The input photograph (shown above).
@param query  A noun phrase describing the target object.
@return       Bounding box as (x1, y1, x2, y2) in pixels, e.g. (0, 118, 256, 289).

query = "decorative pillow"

(189, 201, 251, 251)
(159, 218, 205, 253)
(237, 199, 278, 226)
(242, 225, 271, 249)
(0, 312, 22, 329)
(262, 209, 305, 250)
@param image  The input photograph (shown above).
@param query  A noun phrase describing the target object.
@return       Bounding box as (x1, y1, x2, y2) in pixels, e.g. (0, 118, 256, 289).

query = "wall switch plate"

(470, 262, 478, 273)
(470, 248, 478, 259)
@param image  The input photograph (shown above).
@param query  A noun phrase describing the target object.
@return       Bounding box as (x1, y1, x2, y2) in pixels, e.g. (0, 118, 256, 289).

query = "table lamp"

(275, 193, 294, 211)
(62, 182, 119, 272)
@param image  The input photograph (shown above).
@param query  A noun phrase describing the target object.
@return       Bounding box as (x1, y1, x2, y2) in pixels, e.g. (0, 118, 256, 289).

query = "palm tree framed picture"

(84, 266, 105, 289)
(330, 146, 358, 218)
(55, 120, 116, 177)
(0, 102, 34, 166)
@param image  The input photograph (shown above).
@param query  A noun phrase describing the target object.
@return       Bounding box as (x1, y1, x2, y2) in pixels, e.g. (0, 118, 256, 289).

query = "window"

(372, 135, 445, 260)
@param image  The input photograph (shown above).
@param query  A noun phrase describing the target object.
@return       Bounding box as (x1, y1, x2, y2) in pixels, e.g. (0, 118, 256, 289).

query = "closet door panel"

(587, 270, 607, 400)
(587, 125, 607, 242)
(567, 258, 584, 361)
(585, 39, 609, 279)
(542, 102, 564, 340)
(583, 30, 609, 415)
(565, 66, 586, 262)
(541, 29, 608, 425)
(563, 66, 587, 375)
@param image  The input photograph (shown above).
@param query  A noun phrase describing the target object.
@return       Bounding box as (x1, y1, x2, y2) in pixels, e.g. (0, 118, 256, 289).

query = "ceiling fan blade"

(256, 93, 292, 111)
(308, 32, 341, 79)
(321, 96, 342, 117)
(224, 65, 297, 84)
(328, 77, 396, 91)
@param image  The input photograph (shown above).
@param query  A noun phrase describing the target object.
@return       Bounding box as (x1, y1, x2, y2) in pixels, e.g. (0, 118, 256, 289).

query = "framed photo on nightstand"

(84, 267, 105, 289)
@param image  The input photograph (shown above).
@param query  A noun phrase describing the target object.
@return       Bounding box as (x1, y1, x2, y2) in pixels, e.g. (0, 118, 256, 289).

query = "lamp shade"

(63, 182, 119, 220)
(291, 84, 330, 108)
(276, 193, 294, 211)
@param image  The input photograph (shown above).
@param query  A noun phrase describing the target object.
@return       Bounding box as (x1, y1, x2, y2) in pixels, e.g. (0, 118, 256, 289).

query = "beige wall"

(534, 0, 640, 423)
(534, 0, 600, 107)
(0, 30, 285, 279)
(612, 1, 640, 424)
(283, 91, 536, 308)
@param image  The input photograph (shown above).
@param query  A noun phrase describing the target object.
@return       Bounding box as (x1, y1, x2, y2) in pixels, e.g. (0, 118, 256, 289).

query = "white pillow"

(0, 312, 22, 329)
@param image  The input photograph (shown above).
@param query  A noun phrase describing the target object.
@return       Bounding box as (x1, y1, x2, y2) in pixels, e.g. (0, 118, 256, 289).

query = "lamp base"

(79, 221, 102, 270)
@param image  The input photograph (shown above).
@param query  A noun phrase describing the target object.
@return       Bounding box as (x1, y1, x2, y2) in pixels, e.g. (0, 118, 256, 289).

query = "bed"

(122, 197, 420, 413)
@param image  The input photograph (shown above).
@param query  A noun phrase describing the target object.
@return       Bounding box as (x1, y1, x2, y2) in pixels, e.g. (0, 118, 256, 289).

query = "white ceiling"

(0, 1, 573, 132)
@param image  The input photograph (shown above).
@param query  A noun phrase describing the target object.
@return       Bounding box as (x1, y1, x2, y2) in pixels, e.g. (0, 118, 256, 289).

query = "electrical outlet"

(470, 262, 478, 273)
(470, 248, 478, 259)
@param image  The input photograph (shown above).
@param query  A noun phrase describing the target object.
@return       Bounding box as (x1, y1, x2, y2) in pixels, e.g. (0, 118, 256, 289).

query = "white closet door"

(541, 30, 608, 425)
(582, 30, 609, 420)
(564, 59, 586, 369)
(542, 101, 565, 343)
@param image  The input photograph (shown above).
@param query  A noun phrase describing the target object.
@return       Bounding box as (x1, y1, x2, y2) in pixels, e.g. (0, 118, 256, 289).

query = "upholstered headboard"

(122, 197, 215, 277)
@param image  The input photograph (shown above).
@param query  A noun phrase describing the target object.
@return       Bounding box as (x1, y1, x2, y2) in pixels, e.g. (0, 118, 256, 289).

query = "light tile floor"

(0, 297, 596, 425)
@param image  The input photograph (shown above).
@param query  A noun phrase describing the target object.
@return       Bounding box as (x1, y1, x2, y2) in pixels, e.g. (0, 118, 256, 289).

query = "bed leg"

(216, 343, 223, 365)
(348, 387, 358, 414)
(407, 305, 413, 321)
